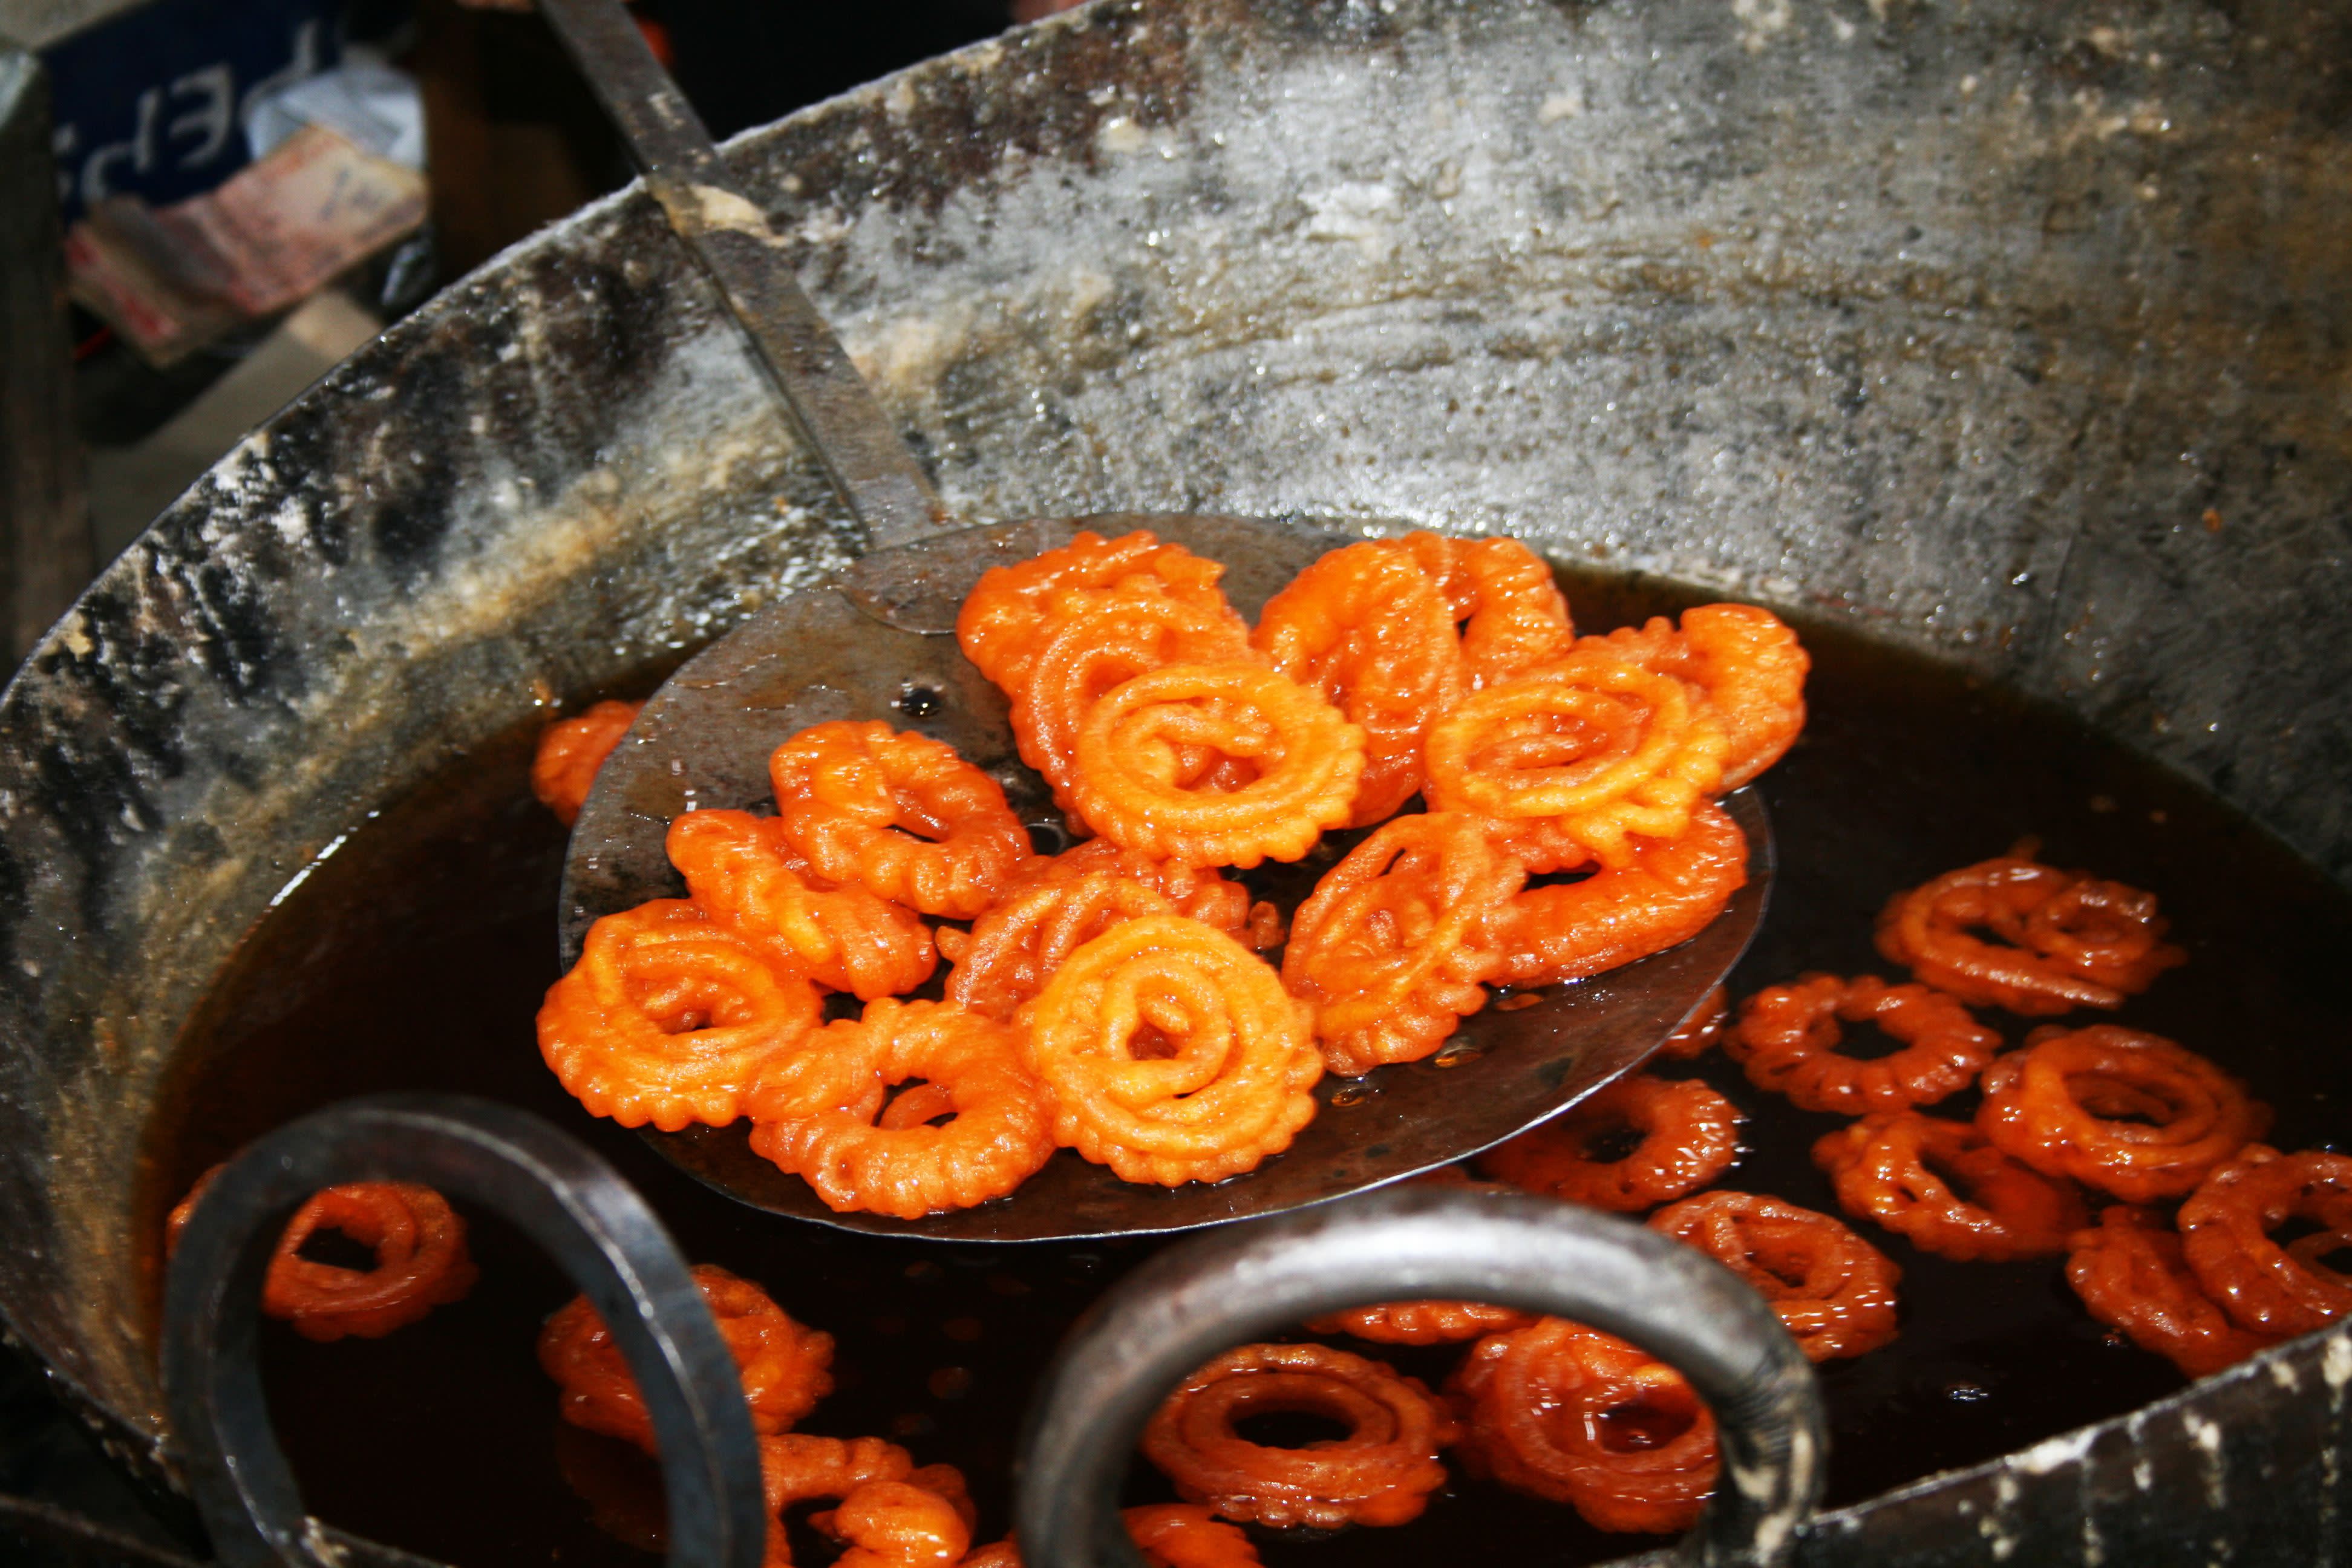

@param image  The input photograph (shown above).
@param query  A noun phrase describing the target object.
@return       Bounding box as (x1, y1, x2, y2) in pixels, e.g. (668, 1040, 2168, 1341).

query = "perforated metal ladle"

(538, 0, 1771, 1241)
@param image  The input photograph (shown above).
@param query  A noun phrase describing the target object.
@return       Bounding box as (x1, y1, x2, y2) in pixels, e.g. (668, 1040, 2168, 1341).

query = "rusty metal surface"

(0, 0, 2341, 1544)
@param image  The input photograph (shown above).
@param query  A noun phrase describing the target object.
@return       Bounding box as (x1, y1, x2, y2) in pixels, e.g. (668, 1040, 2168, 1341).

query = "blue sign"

(42, 0, 345, 224)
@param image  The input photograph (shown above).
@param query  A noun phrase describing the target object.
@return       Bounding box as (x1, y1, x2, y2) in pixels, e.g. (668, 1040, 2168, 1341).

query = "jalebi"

(1067, 662, 1365, 868)
(768, 721, 1033, 919)
(958, 1504, 1262, 1568)
(1659, 985, 1731, 1060)
(1812, 1111, 2088, 1261)
(1252, 541, 1466, 824)
(668, 809, 936, 1000)
(1423, 650, 1728, 869)
(538, 898, 821, 1130)
(1977, 1025, 2271, 1202)
(532, 699, 642, 825)
(1306, 1299, 1538, 1347)
(2178, 1145, 2352, 1337)
(1281, 812, 1526, 1076)
(944, 842, 1249, 1023)
(1448, 1319, 1717, 1534)
(756, 1434, 916, 1568)
(748, 999, 1054, 1218)
(1574, 604, 1808, 790)
(168, 1166, 476, 1342)
(1874, 844, 2186, 1015)
(1397, 532, 1574, 685)
(1724, 973, 2002, 1115)
(1011, 586, 1255, 815)
(1648, 1192, 1901, 1361)
(1488, 802, 1748, 988)
(1301, 1173, 1534, 1344)
(1478, 1074, 1741, 1212)
(2067, 1205, 2284, 1378)
(815, 1480, 971, 1568)
(1142, 1341, 1456, 1528)
(957, 529, 1242, 695)
(1121, 1504, 1263, 1568)
(538, 1264, 835, 1450)
(1019, 916, 1322, 1186)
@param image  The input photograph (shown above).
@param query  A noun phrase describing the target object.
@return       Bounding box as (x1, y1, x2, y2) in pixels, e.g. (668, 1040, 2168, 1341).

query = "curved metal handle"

(1014, 1185, 1826, 1568)
(535, 0, 947, 552)
(161, 1094, 768, 1568)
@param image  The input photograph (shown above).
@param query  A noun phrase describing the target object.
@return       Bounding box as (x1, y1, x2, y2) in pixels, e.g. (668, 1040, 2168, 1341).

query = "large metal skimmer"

(540, 0, 1771, 1242)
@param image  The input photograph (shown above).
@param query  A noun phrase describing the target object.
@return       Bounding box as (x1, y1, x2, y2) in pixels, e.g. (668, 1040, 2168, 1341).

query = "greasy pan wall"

(0, 0, 2345, 1558)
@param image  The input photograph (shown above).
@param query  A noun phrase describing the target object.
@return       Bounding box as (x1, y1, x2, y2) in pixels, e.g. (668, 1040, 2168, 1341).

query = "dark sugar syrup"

(139, 575, 2352, 1568)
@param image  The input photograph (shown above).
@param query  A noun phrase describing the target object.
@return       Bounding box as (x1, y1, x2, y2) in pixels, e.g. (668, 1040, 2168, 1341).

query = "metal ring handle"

(161, 1094, 768, 1568)
(1014, 1185, 1826, 1568)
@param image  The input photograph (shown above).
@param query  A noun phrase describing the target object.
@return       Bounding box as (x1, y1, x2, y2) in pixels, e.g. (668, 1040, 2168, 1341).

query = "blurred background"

(0, 0, 1085, 666)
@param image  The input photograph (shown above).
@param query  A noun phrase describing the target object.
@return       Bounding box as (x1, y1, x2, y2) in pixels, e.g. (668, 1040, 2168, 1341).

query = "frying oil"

(148, 575, 2352, 1567)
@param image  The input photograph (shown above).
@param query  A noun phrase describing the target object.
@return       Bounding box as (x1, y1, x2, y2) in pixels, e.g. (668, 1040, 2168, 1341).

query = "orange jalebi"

(944, 842, 1250, 1023)
(1478, 1074, 1742, 1212)
(1142, 1341, 1456, 1528)
(957, 529, 1243, 695)
(1488, 801, 1748, 988)
(900, 1465, 978, 1534)
(1252, 541, 1466, 825)
(167, 1167, 476, 1342)
(959, 1505, 1262, 1568)
(1067, 662, 1365, 868)
(2068, 1205, 2284, 1378)
(1659, 985, 1731, 1060)
(1302, 1172, 1535, 1345)
(538, 898, 821, 1130)
(1812, 1111, 2088, 1262)
(1121, 1504, 1262, 1568)
(814, 1480, 971, 1568)
(1011, 586, 1255, 815)
(1019, 916, 1321, 1186)
(1724, 973, 2002, 1116)
(1423, 650, 1728, 869)
(1874, 844, 2186, 1015)
(769, 721, 1033, 919)
(756, 1434, 917, 1568)
(1648, 1192, 1901, 1362)
(1575, 604, 1808, 791)
(538, 1264, 835, 1450)
(1306, 1299, 1538, 1347)
(748, 999, 1054, 1219)
(2178, 1145, 2352, 1337)
(668, 809, 936, 1000)
(1398, 532, 1574, 685)
(532, 699, 642, 825)
(1976, 1025, 2271, 1203)
(1281, 812, 1526, 1077)
(1448, 1319, 1717, 1534)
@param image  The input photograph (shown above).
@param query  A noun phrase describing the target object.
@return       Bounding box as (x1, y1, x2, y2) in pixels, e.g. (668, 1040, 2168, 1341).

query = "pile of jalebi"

(530, 529, 1809, 1217)
(537, 1261, 980, 1568)
(1696, 845, 2338, 1383)
(1184, 841, 2306, 1537)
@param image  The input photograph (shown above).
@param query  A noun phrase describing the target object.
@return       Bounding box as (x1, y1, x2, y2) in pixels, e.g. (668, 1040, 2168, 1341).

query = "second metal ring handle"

(1014, 1184, 1827, 1568)
(160, 1094, 768, 1568)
